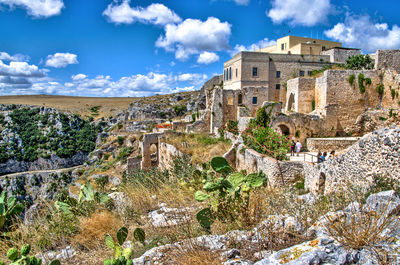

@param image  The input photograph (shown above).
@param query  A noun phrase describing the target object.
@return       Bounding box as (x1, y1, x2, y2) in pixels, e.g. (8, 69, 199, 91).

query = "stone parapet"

(306, 137, 360, 152)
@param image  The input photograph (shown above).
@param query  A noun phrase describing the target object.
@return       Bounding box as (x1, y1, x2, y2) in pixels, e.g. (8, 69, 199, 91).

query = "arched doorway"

(278, 124, 291, 136)
(238, 94, 243, 105)
(287, 93, 295, 112)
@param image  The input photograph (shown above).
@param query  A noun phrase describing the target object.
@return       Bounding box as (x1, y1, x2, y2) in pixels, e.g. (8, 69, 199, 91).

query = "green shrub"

(242, 123, 291, 161)
(173, 105, 187, 116)
(117, 136, 125, 146)
(348, 74, 355, 86)
(225, 120, 239, 135)
(358, 73, 366, 93)
(391, 88, 396, 100)
(311, 100, 316, 111)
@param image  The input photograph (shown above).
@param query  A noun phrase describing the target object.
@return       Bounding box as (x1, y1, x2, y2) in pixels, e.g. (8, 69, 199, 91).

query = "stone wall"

(127, 157, 141, 174)
(236, 145, 305, 186)
(286, 78, 315, 113)
(315, 70, 381, 134)
(306, 137, 360, 152)
(375, 50, 400, 72)
(305, 126, 400, 194)
(158, 142, 184, 170)
(321, 48, 361, 63)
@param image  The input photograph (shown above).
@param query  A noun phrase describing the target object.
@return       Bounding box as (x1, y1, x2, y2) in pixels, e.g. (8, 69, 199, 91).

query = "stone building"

(260, 35, 341, 55)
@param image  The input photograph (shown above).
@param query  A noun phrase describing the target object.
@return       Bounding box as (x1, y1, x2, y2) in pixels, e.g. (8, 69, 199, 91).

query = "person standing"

(290, 139, 296, 156)
(295, 141, 302, 156)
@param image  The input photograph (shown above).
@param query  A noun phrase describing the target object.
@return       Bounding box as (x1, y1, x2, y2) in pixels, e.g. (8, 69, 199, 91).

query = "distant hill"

(0, 92, 199, 120)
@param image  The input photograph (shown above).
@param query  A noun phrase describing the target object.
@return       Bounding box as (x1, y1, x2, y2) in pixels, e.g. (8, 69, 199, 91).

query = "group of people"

(289, 138, 336, 164)
(290, 139, 302, 156)
(317, 150, 335, 163)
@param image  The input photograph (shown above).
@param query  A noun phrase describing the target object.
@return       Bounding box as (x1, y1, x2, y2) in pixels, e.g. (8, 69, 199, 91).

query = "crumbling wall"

(321, 48, 361, 63)
(158, 142, 184, 170)
(236, 145, 305, 186)
(286, 78, 315, 113)
(305, 126, 400, 194)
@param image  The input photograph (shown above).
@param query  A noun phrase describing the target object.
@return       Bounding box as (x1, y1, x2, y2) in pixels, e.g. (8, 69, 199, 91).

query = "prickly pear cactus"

(3, 244, 60, 265)
(104, 227, 145, 265)
(195, 156, 267, 229)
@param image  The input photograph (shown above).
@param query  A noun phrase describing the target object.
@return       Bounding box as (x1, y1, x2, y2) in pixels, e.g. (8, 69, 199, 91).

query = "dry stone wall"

(158, 143, 184, 170)
(306, 137, 360, 152)
(305, 126, 400, 194)
(236, 145, 305, 186)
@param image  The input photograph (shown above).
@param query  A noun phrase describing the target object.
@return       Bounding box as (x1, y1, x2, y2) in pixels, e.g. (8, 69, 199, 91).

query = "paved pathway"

(287, 152, 318, 163)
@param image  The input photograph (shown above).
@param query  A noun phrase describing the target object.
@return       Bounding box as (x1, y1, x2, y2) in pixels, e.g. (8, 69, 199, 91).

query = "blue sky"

(0, 0, 399, 97)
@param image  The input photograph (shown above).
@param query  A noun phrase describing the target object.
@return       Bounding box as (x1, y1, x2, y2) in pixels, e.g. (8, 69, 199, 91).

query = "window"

(276, 84, 281, 90)
(224, 69, 227, 81)
(252, 97, 258, 104)
(227, 96, 233, 105)
(300, 70, 305, 77)
(308, 71, 313, 76)
(281, 43, 285, 50)
(322, 46, 326, 51)
(238, 94, 243, 105)
(236, 68, 238, 78)
(276, 71, 281, 78)
(252, 67, 258, 77)
(229, 67, 232, 80)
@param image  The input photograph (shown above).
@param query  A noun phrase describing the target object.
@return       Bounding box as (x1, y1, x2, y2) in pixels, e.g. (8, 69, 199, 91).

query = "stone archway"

(139, 133, 162, 169)
(277, 124, 291, 136)
(271, 115, 296, 138)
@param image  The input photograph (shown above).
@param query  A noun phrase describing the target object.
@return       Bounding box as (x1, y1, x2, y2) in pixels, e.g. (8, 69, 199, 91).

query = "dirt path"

(1, 165, 83, 178)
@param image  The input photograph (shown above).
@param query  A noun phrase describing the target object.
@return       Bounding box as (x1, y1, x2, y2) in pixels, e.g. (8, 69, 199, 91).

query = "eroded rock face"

(131, 191, 400, 265)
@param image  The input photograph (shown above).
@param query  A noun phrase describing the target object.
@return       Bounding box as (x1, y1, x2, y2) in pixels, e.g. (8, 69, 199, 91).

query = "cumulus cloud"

(177, 73, 208, 84)
(0, 52, 30, 62)
(0, 60, 46, 77)
(324, 14, 400, 52)
(197, 51, 219, 64)
(45, 53, 78, 68)
(267, 0, 332, 26)
(1, 71, 207, 97)
(103, 0, 181, 26)
(0, 0, 64, 18)
(231, 38, 276, 56)
(156, 17, 231, 61)
(71, 73, 87, 81)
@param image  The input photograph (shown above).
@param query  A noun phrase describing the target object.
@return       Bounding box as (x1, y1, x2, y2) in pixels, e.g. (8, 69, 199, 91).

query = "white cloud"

(233, 0, 249, 5)
(0, 60, 46, 77)
(0, 71, 208, 97)
(0, 52, 30, 62)
(267, 0, 332, 26)
(71, 73, 87, 81)
(156, 17, 231, 60)
(324, 14, 400, 52)
(45, 53, 78, 68)
(197, 51, 219, 64)
(0, 0, 64, 18)
(103, 0, 181, 26)
(177, 73, 208, 84)
(231, 38, 276, 56)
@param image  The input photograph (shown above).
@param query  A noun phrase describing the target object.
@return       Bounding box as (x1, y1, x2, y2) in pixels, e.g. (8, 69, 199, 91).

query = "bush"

(117, 136, 125, 146)
(242, 123, 291, 161)
(173, 105, 187, 116)
(348, 74, 355, 86)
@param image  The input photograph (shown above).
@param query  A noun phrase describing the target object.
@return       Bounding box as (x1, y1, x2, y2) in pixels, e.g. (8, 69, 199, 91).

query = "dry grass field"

(0, 92, 198, 119)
